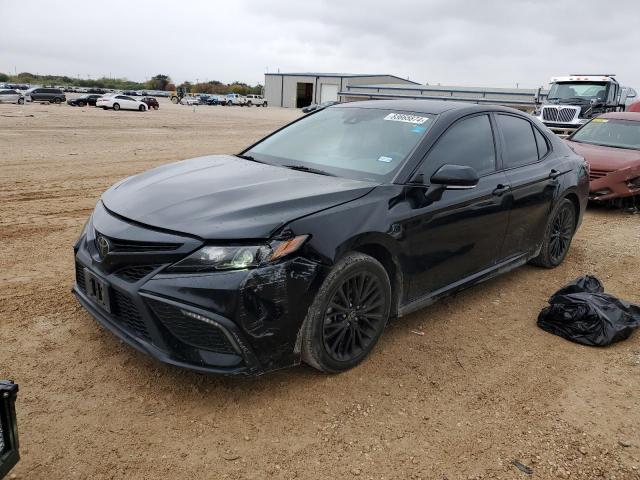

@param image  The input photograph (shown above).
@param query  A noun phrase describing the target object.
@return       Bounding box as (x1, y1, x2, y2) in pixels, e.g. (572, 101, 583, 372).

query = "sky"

(1, 0, 639, 89)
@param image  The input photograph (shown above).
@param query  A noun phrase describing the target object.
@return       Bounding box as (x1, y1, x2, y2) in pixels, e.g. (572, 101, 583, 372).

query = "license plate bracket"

(84, 269, 111, 313)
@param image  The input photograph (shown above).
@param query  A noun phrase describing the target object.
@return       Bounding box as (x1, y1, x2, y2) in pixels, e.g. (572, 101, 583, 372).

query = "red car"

(628, 101, 640, 113)
(140, 97, 159, 110)
(565, 112, 640, 204)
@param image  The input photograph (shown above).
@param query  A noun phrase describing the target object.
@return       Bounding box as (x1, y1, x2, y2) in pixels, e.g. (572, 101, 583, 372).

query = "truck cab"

(536, 74, 623, 137)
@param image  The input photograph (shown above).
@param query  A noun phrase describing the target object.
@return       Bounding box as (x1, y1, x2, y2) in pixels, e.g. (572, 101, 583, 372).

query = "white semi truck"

(535, 74, 633, 137)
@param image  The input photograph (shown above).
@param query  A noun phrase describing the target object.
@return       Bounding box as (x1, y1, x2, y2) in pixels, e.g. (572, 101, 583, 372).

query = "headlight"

(167, 235, 308, 273)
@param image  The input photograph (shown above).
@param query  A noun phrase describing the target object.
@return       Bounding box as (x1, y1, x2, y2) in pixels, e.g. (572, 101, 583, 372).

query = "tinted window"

(116, 95, 126, 99)
(421, 114, 496, 176)
(534, 128, 550, 159)
(497, 115, 539, 168)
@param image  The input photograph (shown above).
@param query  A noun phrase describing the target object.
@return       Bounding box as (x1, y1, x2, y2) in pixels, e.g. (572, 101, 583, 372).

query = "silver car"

(0, 89, 24, 104)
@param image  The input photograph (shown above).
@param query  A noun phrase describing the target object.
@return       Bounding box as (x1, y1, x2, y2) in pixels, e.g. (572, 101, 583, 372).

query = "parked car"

(0, 89, 24, 104)
(73, 100, 588, 376)
(628, 101, 640, 113)
(140, 97, 159, 110)
(246, 94, 267, 107)
(225, 93, 247, 106)
(180, 96, 200, 105)
(565, 112, 640, 205)
(96, 94, 147, 111)
(206, 95, 226, 105)
(67, 94, 102, 107)
(302, 100, 339, 113)
(24, 87, 66, 104)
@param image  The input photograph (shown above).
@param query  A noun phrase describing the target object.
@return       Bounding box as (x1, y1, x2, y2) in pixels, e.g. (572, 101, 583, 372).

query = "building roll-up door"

(320, 84, 339, 103)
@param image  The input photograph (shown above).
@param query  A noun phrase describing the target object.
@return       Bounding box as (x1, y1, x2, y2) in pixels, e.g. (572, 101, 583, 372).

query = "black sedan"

(73, 100, 589, 375)
(67, 94, 102, 107)
(302, 100, 338, 113)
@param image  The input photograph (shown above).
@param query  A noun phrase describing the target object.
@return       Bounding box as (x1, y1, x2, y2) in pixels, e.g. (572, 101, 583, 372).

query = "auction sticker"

(384, 113, 429, 124)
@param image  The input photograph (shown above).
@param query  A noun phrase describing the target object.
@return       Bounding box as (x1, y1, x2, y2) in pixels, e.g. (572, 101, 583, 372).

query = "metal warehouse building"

(264, 73, 420, 108)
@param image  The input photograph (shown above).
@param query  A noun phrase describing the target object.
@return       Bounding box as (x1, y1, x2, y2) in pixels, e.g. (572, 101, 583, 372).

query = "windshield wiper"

(235, 153, 264, 163)
(282, 164, 336, 176)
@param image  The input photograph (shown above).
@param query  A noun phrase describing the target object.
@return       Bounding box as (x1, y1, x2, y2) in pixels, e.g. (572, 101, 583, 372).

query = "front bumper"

(589, 167, 640, 201)
(73, 203, 327, 375)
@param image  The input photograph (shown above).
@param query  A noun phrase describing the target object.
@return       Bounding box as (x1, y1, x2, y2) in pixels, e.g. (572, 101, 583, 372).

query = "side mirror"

(430, 164, 479, 190)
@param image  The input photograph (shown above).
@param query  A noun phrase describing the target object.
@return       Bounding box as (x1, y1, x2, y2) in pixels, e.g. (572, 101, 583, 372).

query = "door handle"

(492, 184, 510, 196)
(549, 169, 561, 179)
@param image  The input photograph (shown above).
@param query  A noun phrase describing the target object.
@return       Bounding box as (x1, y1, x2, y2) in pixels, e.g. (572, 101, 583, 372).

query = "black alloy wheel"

(322, 271, 386, 362)
(549, 203, 574, 264)
(302, 252, 391, 372)
(530, 198, 576, 268)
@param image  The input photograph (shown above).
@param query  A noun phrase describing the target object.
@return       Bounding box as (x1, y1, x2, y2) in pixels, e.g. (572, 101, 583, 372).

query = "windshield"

(548, 82, 608, 102)
(245, 107, 436, 181)
(571, 118, 640, 150)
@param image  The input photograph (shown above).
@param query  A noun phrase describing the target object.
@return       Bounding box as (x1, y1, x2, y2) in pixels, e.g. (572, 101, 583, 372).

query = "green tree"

(146, 74, 172, 91)
(0, 72, 9, 82)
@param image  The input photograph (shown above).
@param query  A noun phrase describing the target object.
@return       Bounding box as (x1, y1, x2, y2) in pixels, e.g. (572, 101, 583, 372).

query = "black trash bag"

(538, 276, 640, 346)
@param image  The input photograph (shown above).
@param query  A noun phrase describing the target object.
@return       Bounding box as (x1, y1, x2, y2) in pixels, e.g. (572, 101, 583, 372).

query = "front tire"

(77, 101, 85, 107)
(139, 104, 145, 111)
(17, 98, 24, 105)
(113, 103, 120, 111)
(530, 198, 576, 268)
(302, 252, 391, 373)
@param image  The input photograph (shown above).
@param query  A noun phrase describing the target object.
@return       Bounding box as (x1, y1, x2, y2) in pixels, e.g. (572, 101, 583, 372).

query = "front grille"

(146, 298, 236, 354)
(75, 261, 87, 293)
(115, 264, 162, 282)
(542, 106, 579, 123)
(112, 290, 151, 341)
(589, 168, 612, 180)
(94, 230, 181, 252)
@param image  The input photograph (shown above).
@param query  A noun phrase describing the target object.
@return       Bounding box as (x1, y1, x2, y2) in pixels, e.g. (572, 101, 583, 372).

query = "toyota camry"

(73, 100, 589, 375)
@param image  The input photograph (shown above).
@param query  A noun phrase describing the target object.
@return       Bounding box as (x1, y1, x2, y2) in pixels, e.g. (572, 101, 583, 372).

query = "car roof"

(334, 99, 506, 115)
(599, 111, 640, 122)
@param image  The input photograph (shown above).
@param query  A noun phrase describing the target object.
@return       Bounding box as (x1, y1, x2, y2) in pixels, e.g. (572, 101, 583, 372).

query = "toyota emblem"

(96, 235, 111, 260)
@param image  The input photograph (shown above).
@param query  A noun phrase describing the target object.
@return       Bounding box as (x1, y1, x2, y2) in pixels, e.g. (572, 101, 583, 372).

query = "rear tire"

(530, 198, 576, 268)
(153, 105, 159, 110)
(113, 103, 120, 111)
(302, 252, 391, 373)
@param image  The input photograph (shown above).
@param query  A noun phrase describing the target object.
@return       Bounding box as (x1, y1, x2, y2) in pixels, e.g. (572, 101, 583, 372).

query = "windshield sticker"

(377, 156, 393, 163)
(592, 118, 608, 123)
(411, 126, 427, 133)
(384, 113, 429, 124)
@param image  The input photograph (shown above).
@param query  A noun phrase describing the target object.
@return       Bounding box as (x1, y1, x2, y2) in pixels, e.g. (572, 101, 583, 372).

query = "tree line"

(0, 72, 263, 95)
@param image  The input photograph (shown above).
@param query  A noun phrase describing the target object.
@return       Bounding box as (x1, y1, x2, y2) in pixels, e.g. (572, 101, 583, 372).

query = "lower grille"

(112, 290, 151, 341)
(75, 261, 87, 293)
(115, 265, 162, 282)
(146, 299, 236, 354)
(589, 168, 612, 180)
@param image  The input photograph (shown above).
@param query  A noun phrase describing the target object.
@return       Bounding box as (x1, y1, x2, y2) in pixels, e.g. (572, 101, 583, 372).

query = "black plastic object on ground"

(538, 275, 640, 346)
(0, 381, 19, 480)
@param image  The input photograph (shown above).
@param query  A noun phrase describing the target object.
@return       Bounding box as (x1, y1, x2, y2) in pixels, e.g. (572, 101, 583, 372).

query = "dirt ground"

(0, 98, 639, 480)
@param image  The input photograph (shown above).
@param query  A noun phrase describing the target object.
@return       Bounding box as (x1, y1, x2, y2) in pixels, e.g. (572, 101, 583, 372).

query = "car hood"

(565, 140, 640, 171)
(101, 155, 377, 239)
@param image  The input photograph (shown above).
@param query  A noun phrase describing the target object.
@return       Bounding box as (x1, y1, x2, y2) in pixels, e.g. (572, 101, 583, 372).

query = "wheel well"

(563, 192, 581, 229)
(352, 244, 402, 317)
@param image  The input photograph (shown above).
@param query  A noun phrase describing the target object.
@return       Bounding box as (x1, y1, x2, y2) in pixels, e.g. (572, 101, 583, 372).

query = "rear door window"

(496, 114, 539, 168)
